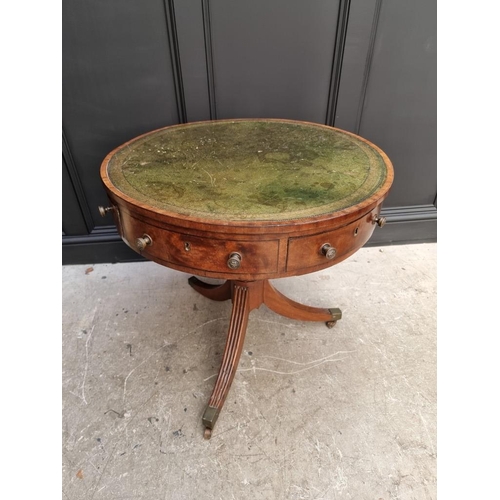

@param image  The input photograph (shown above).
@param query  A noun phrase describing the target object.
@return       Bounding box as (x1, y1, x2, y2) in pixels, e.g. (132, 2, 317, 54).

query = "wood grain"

(99, 119, 394, 435)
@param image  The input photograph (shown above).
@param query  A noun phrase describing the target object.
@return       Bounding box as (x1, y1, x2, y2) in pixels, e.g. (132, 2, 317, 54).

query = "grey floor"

(62, 243, 436, 500)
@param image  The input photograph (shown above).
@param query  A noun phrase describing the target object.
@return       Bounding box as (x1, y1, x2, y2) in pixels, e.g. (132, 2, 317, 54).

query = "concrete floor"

(62, 243, 436, 500)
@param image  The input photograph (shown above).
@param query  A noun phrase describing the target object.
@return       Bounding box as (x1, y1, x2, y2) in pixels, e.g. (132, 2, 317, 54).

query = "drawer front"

(287, 211, 377, 273)
(121, 215, 279, 275)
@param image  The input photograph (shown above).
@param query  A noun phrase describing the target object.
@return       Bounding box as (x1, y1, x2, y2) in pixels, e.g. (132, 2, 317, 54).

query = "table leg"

(188, 276, 232, 301)
(192, 279, 341, 437)
(263, 280, 342, 328)
(202, 282, 258, 439)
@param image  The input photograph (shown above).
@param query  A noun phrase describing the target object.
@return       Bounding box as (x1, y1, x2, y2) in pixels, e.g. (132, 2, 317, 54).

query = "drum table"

(99, 119, 394, 438)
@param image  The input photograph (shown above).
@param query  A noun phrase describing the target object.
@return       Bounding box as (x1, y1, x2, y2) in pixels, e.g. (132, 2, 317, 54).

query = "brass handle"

(98, 206, 114, 217)
(136, 234, 153, 251)
(227, 252, 242, 270)
(321, 243, 336, 260)
(373, 214, 387, 227)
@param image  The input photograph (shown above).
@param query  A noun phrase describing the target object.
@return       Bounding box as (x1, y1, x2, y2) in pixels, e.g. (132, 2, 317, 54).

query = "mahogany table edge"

(98, 119, 394, 439)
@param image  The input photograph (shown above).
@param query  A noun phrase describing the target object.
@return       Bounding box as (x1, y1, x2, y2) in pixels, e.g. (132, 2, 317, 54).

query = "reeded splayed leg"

(202, 282, 260, 439)
(192, 278, 341, 438)
(263, 280, 342, 328)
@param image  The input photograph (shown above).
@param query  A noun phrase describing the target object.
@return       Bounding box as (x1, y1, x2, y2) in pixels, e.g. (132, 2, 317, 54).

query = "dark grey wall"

(63, 0, 436, 264)
(209, 0, 340, 121)
(355, 0, 436, 208)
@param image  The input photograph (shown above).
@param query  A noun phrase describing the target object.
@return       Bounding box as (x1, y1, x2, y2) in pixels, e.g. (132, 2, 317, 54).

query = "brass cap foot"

(328, 308, 342, 321)
(202, 406, 220, 429)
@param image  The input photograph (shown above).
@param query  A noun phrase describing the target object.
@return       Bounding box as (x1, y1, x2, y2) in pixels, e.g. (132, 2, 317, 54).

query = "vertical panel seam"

(62, 129, 95, 233)
(354, 0, 383, 134)
(325, 0, 352, 127)
(164, 0, 188, 123)
(201, 0, 217, 120)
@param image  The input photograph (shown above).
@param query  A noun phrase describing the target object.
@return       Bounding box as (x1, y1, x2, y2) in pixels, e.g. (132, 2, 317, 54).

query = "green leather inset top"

(106, 120, 389, 221)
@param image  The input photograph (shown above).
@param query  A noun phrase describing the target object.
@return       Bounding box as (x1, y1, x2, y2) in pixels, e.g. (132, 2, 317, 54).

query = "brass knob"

(373, 214, 387, 227)
(98, 206, 114, 217)
(227, 252, 242, 270)
(136, 234, 153, 251)
(321, 244, 336, 260)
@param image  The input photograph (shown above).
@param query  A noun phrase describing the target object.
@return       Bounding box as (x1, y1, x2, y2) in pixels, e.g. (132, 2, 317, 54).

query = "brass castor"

(204, 428, 212, 440)
(326, 308, 342, 329)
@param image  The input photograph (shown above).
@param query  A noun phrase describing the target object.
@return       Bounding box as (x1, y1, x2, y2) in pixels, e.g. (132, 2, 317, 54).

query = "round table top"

(103, 119, 393, 222)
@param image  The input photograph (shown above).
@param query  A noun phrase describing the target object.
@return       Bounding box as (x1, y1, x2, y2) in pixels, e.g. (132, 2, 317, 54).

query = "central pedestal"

(187, 277, 342, 439)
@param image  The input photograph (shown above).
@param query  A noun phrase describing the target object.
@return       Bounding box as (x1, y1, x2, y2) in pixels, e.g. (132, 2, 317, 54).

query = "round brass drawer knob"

(98, 206, 114, 217)
(136, 234, 153, 251)
(321, 244, 336, 260)
(227, 252, 242, 270)
(373, 214, 387, 227)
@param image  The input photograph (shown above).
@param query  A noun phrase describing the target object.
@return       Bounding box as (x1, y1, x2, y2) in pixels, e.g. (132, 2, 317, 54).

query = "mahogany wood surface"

(202, 282, 254, 434)
(262, 280, 335, 323)
(197, 278, 341, 435)
(187, 277, 231, 301)
(99, 119, 394, 437)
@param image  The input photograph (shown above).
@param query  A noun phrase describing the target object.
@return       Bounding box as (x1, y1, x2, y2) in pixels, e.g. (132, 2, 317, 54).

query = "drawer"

(121, 215, 279, 275)
(286, 211, 377, 273)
